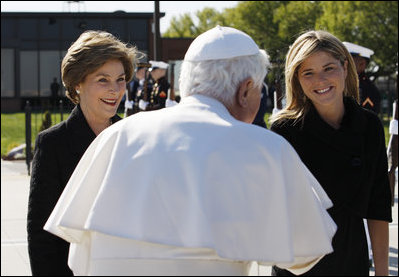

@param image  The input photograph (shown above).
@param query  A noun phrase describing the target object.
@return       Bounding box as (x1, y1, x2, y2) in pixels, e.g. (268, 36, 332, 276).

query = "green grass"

(1, 112, 67, 156)
(1, 111, 124, 157)
(0, 111, 392, 157)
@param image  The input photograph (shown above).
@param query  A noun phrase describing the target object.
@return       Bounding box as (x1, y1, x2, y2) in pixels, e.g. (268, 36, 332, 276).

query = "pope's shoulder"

(99, 108, 295, 151)
(226, 119, 296, 153)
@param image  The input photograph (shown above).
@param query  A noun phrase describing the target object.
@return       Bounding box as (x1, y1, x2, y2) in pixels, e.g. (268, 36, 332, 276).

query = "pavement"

(1, 159, 397, 276)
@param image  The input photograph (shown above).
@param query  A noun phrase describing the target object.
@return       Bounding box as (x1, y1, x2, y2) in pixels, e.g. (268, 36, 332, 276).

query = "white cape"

(45, 95, 336, 275)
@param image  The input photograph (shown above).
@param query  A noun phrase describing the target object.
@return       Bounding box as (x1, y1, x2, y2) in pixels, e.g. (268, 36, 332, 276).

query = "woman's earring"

(76, 90, 80, 95)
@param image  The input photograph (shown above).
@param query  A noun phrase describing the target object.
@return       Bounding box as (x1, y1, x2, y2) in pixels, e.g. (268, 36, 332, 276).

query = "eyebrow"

(95, 72, 126, 77)
(300, 62, 336, 73)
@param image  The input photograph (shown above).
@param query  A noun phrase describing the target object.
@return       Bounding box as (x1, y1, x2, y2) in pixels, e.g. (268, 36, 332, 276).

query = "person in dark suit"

(252, 82, 268, 128)
(27, 30, 138, 276)
(269, 30, 392, 276)
(50, 77, 60, 106)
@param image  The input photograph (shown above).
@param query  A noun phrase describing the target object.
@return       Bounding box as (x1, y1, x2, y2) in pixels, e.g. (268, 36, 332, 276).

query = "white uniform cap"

(149, 60, 169, 70)
(184, 25, 261, 62)
(342, 42, 374, 59)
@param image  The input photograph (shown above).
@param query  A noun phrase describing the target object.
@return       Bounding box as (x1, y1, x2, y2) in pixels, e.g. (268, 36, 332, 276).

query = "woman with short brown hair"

(27, 30, 138, 275)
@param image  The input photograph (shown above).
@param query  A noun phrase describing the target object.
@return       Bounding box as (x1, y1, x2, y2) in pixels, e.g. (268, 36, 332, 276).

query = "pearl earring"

(76, 90, 80, 94)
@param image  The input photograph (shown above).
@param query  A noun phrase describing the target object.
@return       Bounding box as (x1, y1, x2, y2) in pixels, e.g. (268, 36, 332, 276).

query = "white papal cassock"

(45, 94, 337, 276)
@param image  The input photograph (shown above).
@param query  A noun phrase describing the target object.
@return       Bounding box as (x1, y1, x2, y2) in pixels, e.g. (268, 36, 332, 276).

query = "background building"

(1, 11, 193, 112)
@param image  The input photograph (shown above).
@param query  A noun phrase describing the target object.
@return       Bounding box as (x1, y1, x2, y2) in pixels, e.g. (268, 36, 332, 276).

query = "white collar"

(180, 94, 232, 118)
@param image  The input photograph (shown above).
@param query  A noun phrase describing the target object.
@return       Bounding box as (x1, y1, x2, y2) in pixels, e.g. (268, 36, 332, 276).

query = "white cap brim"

(149, 60, 169, 70)
(343, 41, 374, 59)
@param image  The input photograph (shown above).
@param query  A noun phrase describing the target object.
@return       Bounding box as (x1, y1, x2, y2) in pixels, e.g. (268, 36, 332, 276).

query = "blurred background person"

(252, 82, 269, 128)
(125, 65, 145, 117)
(139, 60, 170, 111)
(343, 42, 381, 115)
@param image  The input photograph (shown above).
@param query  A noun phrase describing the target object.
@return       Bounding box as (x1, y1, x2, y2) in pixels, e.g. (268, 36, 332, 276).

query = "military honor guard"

(343, 42, 381, 114)
(138, 60, 170, 111)
(124, 66, 145, 116)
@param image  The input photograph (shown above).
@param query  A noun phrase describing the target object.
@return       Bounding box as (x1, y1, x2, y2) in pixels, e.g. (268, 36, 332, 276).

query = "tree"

(163, 14, 196, 37)
(224, 1, 286, 59)
(195, 7, 228, 35)
(317, 1, 398, 77)
(163, 1, 398, 78)
(274, 1, 323, 46)
(163, 8, 227, 38)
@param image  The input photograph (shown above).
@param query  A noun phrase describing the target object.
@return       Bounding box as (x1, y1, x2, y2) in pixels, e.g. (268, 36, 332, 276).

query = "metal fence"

(24, 99, 74, 175)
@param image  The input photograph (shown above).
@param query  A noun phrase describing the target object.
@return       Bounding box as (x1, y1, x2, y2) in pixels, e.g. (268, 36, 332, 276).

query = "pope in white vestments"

(45, 26, 337, 276)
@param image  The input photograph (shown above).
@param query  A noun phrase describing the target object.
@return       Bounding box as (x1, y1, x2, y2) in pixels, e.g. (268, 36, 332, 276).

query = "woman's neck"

(80, 105, 111, 136)
(315, 102, 345, 130)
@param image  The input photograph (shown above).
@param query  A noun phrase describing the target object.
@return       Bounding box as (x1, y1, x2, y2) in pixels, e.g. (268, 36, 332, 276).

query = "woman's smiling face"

(298, 50, 348, 112)
(76, 59, 126, 121)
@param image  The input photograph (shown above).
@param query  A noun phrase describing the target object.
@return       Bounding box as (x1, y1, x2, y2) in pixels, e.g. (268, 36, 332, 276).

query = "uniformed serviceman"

(149, 60, 170, 110)
(343, 42, 381, 114)
(138, 61, 170, 111)
(124, 66, 145, 116)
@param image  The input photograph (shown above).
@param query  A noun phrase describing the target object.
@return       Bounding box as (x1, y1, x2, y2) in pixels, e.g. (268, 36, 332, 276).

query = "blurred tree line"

(163, 1, 398, 84)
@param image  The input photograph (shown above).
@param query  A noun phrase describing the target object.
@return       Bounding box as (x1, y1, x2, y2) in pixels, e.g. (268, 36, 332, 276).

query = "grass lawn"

(0, 111, 392, 157)
(1, 111, 124, 156)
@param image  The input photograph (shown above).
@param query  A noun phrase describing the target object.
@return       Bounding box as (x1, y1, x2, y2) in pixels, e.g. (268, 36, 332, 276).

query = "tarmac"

(1, 159, 397, 276)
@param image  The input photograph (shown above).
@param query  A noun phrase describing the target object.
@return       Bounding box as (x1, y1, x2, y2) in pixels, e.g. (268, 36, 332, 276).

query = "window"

(39, 18, 59, 39)
(20, 51, 39, 97)
(19, 19, 38, 40)
(1, 49, 15, 97)
(40, 51, 62, 97)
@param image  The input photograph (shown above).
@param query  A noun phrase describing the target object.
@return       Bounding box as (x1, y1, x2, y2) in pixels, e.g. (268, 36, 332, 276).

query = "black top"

(27, 105, 121, 276)
(270, 97, 392, 275)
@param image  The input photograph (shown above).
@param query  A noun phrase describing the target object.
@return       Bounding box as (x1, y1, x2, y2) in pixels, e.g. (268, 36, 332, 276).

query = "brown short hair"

(62, 30, 138, 104)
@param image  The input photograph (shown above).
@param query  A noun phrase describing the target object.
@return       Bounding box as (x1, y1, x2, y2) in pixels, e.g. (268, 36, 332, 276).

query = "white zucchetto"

(184, 25, 261, 62)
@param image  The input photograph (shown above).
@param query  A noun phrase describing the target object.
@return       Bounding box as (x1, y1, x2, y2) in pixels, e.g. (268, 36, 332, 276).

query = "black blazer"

(27, 105, 121, 276)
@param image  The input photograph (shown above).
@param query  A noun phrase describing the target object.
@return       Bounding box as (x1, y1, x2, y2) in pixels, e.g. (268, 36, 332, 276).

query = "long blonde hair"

(269, 30, 359, 125)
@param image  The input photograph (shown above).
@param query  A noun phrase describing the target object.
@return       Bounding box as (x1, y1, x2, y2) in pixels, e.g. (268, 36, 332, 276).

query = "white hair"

(179, 50, 270, 107)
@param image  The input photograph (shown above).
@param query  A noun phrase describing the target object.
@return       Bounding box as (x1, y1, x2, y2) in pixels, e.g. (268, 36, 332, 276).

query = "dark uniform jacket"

(270, 97, 392, 275)
(125, 79, 141, 116)
(359, 72, 381, 114)
(27, 105, 121, 276)
(252, 84, 268, 129)
(150, 76, 170, 110)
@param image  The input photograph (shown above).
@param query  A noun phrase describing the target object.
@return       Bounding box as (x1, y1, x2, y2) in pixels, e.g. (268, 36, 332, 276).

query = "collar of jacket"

(302, 97, 367, 156)
(304, 97, 366, 134)
(65, 104, 121, 155)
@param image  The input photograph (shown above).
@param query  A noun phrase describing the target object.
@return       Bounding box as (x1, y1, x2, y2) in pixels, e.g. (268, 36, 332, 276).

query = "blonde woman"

(27, 30, 137, 275)
(270, 30, 392, 276)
